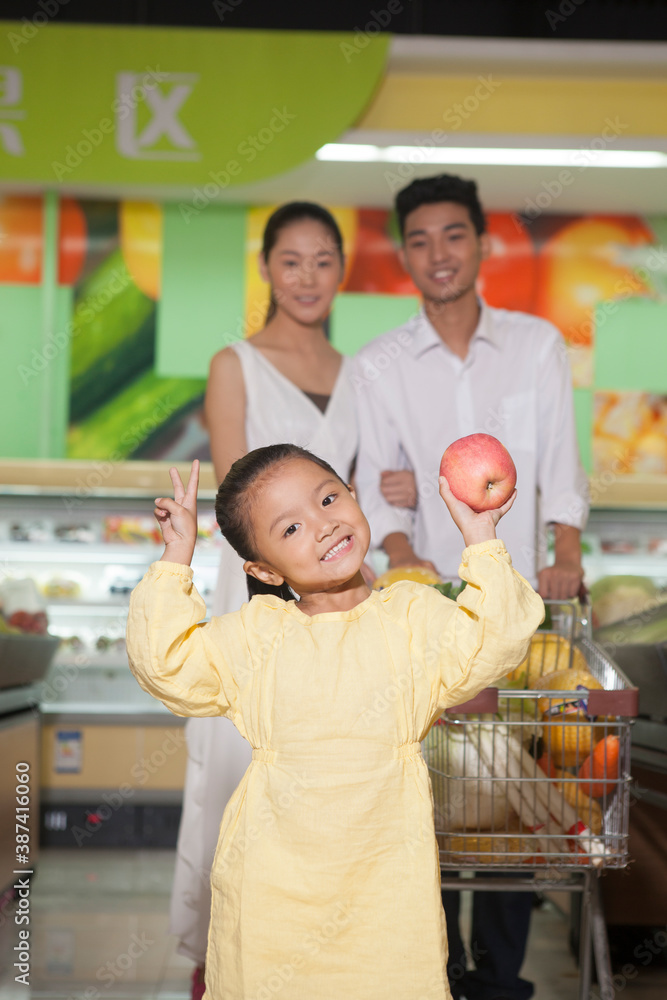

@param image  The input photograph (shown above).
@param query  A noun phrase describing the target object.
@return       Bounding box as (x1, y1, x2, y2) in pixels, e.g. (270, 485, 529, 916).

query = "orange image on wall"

(593, 392, 667, 477)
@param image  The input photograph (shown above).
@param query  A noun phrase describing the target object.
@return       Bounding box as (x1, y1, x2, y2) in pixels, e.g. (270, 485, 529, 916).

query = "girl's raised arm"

(395, 476, 542, 727)
(127, 462, 260, 721)
(404, 541, 544, 731)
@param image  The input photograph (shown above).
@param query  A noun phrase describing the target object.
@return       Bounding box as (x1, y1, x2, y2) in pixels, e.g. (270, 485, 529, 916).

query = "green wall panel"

(594, 299, 667, 392)
(49, 287, 76, 458)
(573, 387, 593, 475)
(0, 285, 72, 459)
(157, 204, 247, 378)
(330, 293, 420, 357)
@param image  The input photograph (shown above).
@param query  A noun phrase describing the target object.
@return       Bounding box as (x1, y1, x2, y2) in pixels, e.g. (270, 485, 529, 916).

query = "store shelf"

(52, 653, 129, 670)
(0, 684, 40, 715)
(40, 700, 173, 716)
(0, 541, 221, 566)
(0, 459, 219, 498)
(583, 555, 667, 585)
(47, 604, 130, 617)
(590, 475, 667, 511)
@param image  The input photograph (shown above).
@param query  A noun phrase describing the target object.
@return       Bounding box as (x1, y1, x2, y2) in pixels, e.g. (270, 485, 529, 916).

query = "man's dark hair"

(395, 174, 486, 239)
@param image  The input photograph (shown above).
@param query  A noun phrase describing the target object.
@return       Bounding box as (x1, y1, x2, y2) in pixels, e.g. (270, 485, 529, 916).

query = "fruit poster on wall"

(2, 194, 666, 478)
(0, 195, 209, 464)
(62, 199, 210, 464)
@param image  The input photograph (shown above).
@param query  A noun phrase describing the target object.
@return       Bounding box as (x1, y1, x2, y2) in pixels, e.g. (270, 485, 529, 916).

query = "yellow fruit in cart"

(372, 565, 442, 590)
(537, 665, 604, 767)
(534, 665, 602, 717)
(542, 711, 599, 768)
(507, 635, 587, 687)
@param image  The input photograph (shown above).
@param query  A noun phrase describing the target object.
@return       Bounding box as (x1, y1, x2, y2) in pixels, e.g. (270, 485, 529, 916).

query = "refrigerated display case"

(579, 507, 667, 937)
(0, 461, 221, 848)
(581, 509, 667, 591)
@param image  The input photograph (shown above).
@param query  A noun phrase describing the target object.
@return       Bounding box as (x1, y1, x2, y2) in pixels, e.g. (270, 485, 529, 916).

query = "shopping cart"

(423, 599, 639, 1000)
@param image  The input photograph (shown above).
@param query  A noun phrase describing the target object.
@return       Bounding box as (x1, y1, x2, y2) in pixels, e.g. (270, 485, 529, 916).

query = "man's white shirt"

(354, 302, 589, 586)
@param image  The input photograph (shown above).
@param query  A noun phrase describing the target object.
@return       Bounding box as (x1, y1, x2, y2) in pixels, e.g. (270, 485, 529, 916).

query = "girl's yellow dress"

(126, 540, 544, 1000)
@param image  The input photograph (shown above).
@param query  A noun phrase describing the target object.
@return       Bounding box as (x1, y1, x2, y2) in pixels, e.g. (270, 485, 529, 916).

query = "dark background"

(3, 0, 667, 40)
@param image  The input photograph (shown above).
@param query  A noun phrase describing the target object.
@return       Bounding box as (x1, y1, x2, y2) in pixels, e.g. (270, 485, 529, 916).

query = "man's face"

(398, 201, 490, 306)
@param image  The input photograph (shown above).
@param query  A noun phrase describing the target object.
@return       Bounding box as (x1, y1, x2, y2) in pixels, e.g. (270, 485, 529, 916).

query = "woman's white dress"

(169, 339, 359, 964)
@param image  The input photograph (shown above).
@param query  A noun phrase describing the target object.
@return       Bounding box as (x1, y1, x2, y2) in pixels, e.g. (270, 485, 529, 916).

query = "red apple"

(440, 434, 517, 512)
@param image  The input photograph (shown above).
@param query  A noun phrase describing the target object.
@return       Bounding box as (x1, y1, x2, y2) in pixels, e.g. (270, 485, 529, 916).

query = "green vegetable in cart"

(431, 581, 467, 600)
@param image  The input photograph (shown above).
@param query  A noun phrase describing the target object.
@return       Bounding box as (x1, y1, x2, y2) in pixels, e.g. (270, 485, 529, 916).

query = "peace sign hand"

(155, 460, 199, 566)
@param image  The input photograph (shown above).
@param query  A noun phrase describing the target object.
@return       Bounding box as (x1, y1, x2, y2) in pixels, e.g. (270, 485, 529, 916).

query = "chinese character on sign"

(115, 71, 201, 161)
(0, 67, 25, 156)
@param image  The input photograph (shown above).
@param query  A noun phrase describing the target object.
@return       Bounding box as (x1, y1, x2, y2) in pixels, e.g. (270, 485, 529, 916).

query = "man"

(354, 174, 589, 1000)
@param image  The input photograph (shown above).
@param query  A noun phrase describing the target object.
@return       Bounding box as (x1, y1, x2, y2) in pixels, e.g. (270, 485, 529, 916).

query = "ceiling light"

(316, 144, 380, 162)
(315, 144, 667, 168)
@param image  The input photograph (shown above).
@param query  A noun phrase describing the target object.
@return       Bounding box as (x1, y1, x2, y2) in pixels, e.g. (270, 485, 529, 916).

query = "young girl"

(127, 445, 544, 1000)
(173, 202, 358, 993)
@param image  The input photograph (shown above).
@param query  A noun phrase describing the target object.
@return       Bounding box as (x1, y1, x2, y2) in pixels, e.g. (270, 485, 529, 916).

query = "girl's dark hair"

(215, 443, 344, 602)
(395, 174, 486, 238)
(261, 201, 344, 323)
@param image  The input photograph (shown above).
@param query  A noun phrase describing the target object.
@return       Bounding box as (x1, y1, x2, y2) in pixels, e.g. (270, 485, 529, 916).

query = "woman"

(170, 202, 360, 998)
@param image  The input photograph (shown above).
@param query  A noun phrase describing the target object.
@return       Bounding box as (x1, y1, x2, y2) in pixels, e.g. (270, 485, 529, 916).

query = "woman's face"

(243, 458, 370, 598)
(260, 219, 344, 326)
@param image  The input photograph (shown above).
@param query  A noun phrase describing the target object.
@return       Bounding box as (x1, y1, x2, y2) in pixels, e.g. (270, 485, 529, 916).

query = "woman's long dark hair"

(215, 443, 344, 602)
(262, 202, 344, 324)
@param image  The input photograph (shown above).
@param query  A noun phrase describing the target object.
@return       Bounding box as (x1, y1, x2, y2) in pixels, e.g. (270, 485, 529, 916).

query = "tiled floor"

(0, 849, 666, 999)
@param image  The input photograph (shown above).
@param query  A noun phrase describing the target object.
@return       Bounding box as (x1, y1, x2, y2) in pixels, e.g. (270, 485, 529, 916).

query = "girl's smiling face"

(243, 458, 370, 598)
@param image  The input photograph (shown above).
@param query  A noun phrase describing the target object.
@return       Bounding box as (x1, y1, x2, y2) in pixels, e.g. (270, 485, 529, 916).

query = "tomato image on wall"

(0, 195, 86, 285)
(477, 213, 538, 313)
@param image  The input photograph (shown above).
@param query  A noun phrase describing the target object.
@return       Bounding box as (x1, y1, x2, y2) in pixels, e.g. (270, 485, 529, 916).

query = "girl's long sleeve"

(408, 540, 544, 717)
(126, 561, 248, 719)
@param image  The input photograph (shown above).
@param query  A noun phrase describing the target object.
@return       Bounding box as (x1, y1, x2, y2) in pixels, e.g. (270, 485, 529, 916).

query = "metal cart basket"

(423, 599, 639, 1000)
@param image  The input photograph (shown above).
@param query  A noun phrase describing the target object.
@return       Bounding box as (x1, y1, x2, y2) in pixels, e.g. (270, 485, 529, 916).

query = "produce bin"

(0, 633, 60, 690)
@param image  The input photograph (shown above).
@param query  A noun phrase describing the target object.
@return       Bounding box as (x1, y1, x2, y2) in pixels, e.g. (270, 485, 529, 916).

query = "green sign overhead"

(0, 24, 389, 188)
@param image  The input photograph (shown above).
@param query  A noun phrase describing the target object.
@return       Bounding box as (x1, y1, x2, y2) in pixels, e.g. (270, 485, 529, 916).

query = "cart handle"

(444, 685, 639, 718)
(588, 687, 639, 718)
